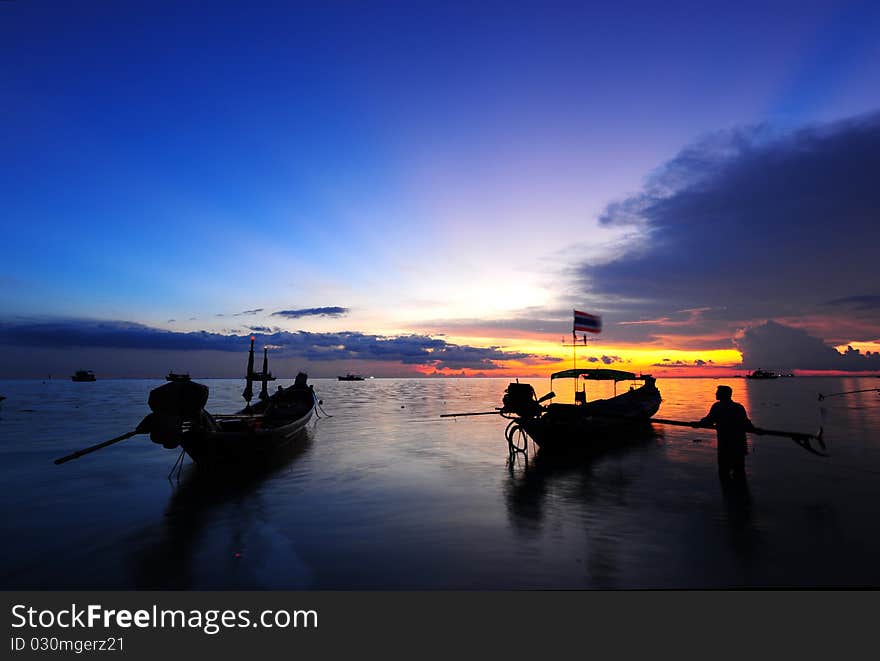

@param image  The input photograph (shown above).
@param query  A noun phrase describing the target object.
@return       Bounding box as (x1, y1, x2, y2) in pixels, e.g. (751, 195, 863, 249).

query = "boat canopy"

(550, 368, 637, 382)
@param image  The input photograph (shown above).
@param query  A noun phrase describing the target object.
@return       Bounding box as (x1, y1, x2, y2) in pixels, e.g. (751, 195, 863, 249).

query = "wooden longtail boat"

(147, 338, 315, 466)
(500, 369, 662, 452)
(54, 338, 317, 469)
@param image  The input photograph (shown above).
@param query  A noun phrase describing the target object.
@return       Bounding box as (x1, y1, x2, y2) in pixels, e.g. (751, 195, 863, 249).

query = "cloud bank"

(271, 307, 350, 319)
(579, 111, 880, 347)
(735, 321, 880, 371)
(0, 318, 547, 372)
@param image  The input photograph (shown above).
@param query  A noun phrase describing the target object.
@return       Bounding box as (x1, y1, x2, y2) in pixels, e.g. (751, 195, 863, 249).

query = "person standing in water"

(697, 385, 757, 482)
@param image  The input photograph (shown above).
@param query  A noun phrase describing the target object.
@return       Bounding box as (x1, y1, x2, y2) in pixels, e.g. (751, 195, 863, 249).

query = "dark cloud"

(825, 295, 880, 311)
(247, 326, 273, 333)
(0, 319, 242, 352)
(0, 318, 539, 371)
(735, 321, 880, 371)
(234, 308, 264, 317)
(651, 359, 714, 368)
(586, 355, 623, 364)
(271, 307, 350, 319)
(579, 111, 880, 345)
(419, 310, 574, 337)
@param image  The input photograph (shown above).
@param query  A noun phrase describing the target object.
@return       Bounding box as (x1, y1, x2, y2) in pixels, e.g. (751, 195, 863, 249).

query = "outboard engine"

(144, 379, 210, 449)
(502, 382, 544, 419)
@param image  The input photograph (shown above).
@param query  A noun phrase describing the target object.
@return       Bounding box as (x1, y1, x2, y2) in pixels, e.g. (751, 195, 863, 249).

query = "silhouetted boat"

(148, 338, 314, 466)
(165, 371, 191, 382)
(338, 373, 365, 381)
(71, 370, 96, 382)
(746, 369, 778, 379)
(500, 369, 662, 452)
(54, 338, 317, 470)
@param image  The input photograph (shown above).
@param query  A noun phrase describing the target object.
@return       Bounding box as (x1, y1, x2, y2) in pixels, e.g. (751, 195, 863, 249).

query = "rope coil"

(505, 420, 529, 455)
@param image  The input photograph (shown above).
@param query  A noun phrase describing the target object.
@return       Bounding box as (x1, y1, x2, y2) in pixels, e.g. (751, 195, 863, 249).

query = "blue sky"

(2, 1, 880, 376)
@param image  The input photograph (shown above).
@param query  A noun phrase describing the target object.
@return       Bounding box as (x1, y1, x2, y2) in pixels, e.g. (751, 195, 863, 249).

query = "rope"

(505, 420, 529, 455)
(312, 394, 333, 418)
(167, 447, 186, 481)
(818, 388, 880, 401)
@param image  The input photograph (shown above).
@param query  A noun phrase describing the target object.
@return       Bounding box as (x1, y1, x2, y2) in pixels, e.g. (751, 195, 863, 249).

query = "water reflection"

(1, 376, 878, 588)
(131, 430, 314, 589)
(503, 433, 659, 587)
(719, 476, 756, 557)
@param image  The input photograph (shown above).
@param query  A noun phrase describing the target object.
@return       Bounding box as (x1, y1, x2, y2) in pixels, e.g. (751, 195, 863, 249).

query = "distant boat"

(746, 369, 778, 379)
(71, 370, 96, 382)
(338, 374, 365, 381)
(166, 371, 191, 382)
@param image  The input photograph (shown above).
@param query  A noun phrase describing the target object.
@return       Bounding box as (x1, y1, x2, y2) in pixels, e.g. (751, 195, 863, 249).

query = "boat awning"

(550, 368, 637, 382)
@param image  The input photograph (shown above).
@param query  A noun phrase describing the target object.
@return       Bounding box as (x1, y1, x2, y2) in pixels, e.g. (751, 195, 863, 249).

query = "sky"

(1, 0, 879, 378)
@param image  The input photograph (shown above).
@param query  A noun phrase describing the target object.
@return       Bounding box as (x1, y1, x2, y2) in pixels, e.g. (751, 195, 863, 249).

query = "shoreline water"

(1, 376, 878, 589)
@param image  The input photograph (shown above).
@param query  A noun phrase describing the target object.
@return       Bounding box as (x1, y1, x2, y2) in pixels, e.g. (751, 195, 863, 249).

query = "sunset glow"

(1, 2, 879, 378)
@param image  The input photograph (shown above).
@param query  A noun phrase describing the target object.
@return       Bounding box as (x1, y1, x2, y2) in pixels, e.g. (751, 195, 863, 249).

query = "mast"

(259, 347, 270, 401)
(567, 310, 603, 401)
(243, 336, 255, 410)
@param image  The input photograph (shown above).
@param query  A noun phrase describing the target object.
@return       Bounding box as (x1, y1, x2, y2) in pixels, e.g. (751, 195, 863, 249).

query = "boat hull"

(179, 384, 317, 467)
(519, 383, 662, 452)
(181, 408, 314, 466)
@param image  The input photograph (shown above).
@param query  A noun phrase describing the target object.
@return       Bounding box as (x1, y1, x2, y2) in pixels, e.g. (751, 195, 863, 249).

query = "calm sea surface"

(1, 376, 879, 589)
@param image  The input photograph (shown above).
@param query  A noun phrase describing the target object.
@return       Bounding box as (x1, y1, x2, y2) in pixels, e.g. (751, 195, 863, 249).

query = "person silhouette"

(697, 385, 756, 482)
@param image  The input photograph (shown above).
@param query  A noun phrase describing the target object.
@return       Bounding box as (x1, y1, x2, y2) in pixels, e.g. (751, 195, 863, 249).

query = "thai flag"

(573, 310, 602, 334)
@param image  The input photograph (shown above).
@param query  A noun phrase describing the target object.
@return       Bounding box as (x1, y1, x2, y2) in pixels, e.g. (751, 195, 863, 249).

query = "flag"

(573, 309, 602, 334)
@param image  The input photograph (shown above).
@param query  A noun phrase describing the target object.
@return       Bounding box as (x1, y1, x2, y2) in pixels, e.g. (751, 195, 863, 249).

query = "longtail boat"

(54, 338, 318, 469)
(499, 369, 662, 452)
(148, 338, 315, 466)
(442, 311, 663, 454)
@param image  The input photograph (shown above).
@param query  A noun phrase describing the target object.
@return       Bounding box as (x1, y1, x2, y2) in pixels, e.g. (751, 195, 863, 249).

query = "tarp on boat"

(550, 368, 637, 382)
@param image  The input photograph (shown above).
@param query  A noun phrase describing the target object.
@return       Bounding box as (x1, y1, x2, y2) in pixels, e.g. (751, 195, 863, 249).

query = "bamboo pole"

(54, 430, 143, 465)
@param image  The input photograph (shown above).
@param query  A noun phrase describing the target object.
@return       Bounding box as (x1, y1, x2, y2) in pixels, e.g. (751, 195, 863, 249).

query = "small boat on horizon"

(746, 369, 779, 379)
(338, 373, 365, 381)
(71, 370, 96, 382)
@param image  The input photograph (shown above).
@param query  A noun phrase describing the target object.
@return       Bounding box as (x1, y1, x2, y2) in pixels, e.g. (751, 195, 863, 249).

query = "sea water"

(1, 376, 878, 588)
